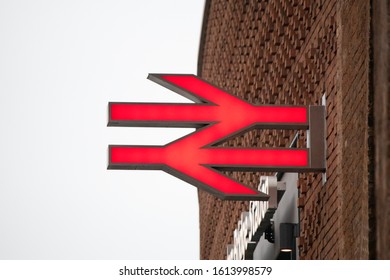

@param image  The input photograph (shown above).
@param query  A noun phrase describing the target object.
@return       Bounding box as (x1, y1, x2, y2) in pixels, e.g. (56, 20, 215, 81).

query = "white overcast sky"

(0, 0, 204, 259)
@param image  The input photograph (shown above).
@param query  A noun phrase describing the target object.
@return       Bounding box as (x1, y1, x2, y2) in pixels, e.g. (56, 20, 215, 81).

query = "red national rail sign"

(108, 74, 325, 200)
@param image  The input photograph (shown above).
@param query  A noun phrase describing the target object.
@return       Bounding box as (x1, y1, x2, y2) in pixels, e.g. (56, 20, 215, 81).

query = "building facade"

(198, 0, 390, 260)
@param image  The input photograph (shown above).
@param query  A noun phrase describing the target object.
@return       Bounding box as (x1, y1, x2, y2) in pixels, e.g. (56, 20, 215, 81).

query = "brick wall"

(337, 0, 371, 259)
(373, 0, 390, 260)
(198, 0, 372, 260)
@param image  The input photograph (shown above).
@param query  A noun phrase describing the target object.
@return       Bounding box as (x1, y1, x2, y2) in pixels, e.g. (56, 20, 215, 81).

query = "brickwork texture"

(373, 0, 390, 260)
(198, 0, 374, 260)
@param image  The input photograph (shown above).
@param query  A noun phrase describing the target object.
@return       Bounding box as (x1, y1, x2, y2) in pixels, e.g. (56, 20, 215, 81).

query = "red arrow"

(108, 74, 309, 200)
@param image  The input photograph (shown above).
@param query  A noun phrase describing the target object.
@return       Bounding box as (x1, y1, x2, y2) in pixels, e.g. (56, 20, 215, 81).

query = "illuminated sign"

(108, 74, 325, 200)
(227, 176, 283, 260)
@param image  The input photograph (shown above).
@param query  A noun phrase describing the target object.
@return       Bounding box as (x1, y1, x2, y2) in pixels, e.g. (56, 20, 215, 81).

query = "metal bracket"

(264, 222, 275, 244)
(308, 106, 326, 171)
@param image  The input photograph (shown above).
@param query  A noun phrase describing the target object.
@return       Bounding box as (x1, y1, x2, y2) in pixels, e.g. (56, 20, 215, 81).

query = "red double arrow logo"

(108, 74, 325, 200)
